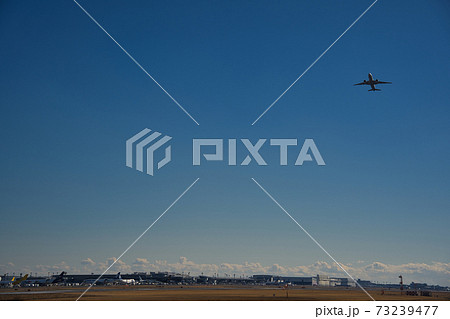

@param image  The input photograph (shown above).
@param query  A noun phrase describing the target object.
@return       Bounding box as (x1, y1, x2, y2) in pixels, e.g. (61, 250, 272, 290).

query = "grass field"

(1, 285, 449, 301)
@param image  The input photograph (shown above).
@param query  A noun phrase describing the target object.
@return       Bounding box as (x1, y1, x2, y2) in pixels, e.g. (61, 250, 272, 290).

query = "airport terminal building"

(252, 274, 356, 287)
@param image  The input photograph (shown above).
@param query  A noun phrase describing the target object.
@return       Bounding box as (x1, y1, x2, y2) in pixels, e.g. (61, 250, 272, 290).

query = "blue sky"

(0, 0, 449, 284)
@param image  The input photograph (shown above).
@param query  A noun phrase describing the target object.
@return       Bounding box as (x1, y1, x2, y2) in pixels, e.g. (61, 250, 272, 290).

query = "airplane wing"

(373, 80, 392, 84)
(353, 81, 367, 86)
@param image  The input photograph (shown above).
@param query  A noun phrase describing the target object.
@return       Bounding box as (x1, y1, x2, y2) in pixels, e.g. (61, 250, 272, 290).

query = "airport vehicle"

(354, 73, 392, 91)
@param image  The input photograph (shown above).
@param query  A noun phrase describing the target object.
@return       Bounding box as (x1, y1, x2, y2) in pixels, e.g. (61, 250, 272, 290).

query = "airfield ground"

(1, 285, 449, 301)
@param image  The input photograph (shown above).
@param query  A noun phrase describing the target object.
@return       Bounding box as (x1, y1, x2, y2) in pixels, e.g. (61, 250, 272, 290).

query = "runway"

(1, 285, 448, 301)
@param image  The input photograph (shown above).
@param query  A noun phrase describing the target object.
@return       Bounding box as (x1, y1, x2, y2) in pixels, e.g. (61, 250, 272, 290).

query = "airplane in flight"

(354, 73, 392, 91)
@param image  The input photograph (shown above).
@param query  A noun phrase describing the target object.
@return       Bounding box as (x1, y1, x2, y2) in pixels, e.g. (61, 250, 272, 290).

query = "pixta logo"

(126, 128, 172, 176)
(193, 139, 325, 166)
(126, 130, 325, 176)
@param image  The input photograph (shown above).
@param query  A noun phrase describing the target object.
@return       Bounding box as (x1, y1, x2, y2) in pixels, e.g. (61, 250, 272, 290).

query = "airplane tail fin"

(369, 88, 381, 91)
(12, 274, 29, 286)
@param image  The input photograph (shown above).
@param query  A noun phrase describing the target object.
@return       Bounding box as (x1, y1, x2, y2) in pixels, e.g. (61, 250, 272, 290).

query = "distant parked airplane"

(82, 272, 135, 286)
(138, 276, 161, 285)
(27, 271, 66, 286)
(0, 274, 29, 287)
(13, 274, 29, 286)
(354, 73, 392, 91)
(0, 276, 16, 287)
(113, 272, 135, 285)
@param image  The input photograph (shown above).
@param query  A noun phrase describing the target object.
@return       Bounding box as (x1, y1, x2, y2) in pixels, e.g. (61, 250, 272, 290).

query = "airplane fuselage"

(368, 73, 376, 90)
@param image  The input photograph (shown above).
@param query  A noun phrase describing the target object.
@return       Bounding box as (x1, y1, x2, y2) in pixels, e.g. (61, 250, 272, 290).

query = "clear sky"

(0, 0, 449, 284)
